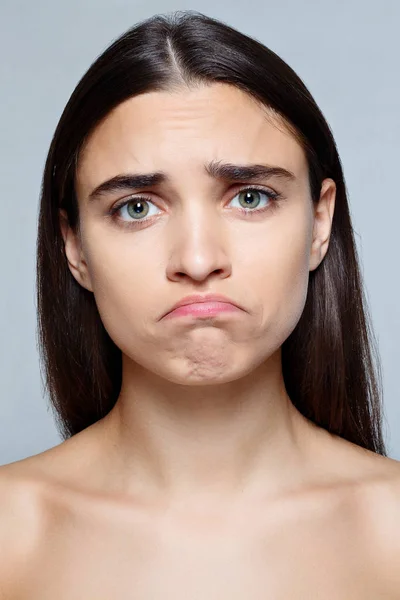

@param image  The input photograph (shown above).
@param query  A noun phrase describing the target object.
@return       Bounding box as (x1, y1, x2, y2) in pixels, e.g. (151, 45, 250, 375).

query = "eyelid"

(109, 183, 280, 209)
(107, 183, 282, 224)
(108, 193, 160, 217)
(235, 183, 279, 197)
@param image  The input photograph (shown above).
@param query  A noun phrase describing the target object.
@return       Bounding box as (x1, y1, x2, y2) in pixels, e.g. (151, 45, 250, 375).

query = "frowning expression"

(63, 83, 333, 384)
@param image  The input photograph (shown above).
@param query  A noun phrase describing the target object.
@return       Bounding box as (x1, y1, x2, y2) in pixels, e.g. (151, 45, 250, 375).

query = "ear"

(309, 178, 336, 272)
(59, 209, 94, 292)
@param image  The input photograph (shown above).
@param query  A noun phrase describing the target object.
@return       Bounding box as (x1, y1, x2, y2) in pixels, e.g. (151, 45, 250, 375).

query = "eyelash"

(107, 185, 283, 229)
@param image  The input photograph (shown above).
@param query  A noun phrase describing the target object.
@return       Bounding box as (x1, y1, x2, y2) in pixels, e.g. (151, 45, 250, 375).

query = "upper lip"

(163, 293, 242, 317)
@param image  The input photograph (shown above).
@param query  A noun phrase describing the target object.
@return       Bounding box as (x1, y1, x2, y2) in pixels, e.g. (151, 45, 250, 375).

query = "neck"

(98, 350, 317, 504)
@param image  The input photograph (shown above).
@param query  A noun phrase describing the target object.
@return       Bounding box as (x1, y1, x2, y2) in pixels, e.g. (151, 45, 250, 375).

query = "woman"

(1, 10, 399, 598)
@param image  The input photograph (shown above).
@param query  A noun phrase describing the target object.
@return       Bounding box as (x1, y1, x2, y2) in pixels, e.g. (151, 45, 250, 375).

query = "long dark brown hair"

(36, 10, 387, 454)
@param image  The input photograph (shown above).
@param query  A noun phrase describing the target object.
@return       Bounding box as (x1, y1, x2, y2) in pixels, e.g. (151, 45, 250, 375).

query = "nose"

(165, 210, 232, 284)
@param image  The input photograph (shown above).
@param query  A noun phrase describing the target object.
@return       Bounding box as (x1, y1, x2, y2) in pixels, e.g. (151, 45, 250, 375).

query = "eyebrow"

(87, 160, 296, 202)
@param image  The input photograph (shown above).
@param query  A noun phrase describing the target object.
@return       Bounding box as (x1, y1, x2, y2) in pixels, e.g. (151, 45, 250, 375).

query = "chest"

(17, 504, 389, 600)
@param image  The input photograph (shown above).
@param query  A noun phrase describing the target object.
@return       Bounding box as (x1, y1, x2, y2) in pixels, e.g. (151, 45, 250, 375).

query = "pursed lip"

(162, 293, 243, 319)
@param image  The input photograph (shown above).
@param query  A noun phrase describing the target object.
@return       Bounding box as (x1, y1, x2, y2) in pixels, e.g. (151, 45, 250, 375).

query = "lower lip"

(164, 301, 241, 319)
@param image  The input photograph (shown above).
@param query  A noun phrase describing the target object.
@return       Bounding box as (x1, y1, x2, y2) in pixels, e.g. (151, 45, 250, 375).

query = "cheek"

(242, 213, 312, 343)
(82, 234, 161, 345)
(80, 204, 313, 363)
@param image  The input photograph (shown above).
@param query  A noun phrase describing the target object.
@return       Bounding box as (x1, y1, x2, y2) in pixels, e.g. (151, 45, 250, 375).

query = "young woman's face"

(65, 83, 334, 384)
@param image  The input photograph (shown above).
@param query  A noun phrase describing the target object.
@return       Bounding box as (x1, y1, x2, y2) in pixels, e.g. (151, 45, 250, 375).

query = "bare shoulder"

(357, 453, 400, 591)
(0, 436, 89, 596)
(0, 459, 47, 597)
(328, 440, 400, 594)
(1, 430, 400, 597)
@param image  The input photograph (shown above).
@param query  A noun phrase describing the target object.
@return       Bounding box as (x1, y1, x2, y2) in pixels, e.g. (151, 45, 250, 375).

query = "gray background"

(1, 0, 399, 464)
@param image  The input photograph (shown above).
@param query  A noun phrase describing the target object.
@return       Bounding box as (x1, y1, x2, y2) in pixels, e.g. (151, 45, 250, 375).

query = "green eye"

(126, 200, 150, 219)
(109, 185, 282, 228)
(230, 187, 278, 211)
(237, 189, 264, 209)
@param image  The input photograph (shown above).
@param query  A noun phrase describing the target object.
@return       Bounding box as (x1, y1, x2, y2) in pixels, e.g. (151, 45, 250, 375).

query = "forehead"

(76, 83, 308, 193)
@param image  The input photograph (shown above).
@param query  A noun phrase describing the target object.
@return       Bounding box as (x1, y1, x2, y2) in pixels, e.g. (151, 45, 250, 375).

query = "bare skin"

(1, 83, 400, 597)
(1, 430, 400, 598)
